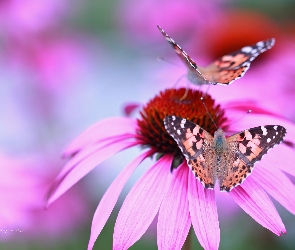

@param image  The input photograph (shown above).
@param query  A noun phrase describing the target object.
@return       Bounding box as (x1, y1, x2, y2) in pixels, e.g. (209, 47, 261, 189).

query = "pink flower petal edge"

(224, 101, 286, 119)
(57, 134, 135, 179)
(157, 162, 191, 250)
(263, 145, 295, 176)
(88, 149, 154, 250)
(123, 103, 141, 116)
(188, 167, 220, 250)
(63, 117, 138, 157)
(113, 154, 173, 250)
(231, 177, 285, 235)
(252, 163, 295, 215)
(47, 140, 137, 206)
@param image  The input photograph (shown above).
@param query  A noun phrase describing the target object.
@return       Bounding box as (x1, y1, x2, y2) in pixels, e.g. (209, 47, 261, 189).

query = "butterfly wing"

(200, 38, 275, 85)
(163, 115, 215, 189)
(157, 25, 209, 85)
(220, 125, 286, 192)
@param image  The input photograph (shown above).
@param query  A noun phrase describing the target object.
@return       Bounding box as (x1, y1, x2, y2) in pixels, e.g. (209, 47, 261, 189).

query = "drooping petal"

(113, 154, 173, 250)
(224, 101, 285, 119)
(58, 135, 136, 179)
(47, 140, 137, 206)
(188, 169, 220, 250)
(231, 177, 285, 235)
(251, 163, 295, 215)
(88, 149, 154, 250)
(157, 162, 191, 250)
(123, 102, 141, 116)
(63, 117, 138, 157)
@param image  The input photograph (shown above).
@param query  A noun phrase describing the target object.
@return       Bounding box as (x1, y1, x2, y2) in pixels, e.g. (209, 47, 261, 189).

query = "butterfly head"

(213, 128, 226, 150)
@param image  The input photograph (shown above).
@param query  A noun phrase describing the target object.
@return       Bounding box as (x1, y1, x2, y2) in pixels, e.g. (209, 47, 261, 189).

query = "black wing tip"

(264, 38, 276, 49)
(163, 115, 173, 122)
(163, 115, 181, 122)
(265, 125, 287, 138)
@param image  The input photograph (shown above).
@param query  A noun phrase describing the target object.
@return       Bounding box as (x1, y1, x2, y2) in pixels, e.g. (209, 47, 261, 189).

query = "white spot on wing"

(180, 119, 186, 128)
(261, 126, 267, 135)
(267, 138, 271, 143)
(256, 41, 264, 47)
(241, 46, 253, 53)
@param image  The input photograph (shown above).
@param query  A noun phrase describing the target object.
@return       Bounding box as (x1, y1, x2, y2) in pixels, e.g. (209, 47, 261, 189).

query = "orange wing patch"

(200, 64, 249, 85)
(188, 155, 214, 189)
(215, 53, 250, 69)
(220, 157, 252, 192)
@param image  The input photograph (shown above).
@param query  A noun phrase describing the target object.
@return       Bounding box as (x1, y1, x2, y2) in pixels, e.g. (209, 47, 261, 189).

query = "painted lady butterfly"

(157, 25, 275, 85)
(164, 115, 286, 192)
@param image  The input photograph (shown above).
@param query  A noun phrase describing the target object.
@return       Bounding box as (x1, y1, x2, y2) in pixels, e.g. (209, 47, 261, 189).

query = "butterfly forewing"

(157, 25, 275, 86)
(220, 125, 287, 191)
(214, 38, 275, 70)
(163, 116, 215, 188)
(199, 38, 275, 85)
(157, 25, 200, 77)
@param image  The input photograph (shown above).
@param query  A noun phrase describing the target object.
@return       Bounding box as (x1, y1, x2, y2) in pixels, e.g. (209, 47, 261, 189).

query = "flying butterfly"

(157, 25, 275, 85)
(163, 115, 286, 192)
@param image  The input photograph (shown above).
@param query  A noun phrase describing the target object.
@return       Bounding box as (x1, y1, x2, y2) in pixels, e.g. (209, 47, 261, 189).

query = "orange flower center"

(136, 88, 227, 164)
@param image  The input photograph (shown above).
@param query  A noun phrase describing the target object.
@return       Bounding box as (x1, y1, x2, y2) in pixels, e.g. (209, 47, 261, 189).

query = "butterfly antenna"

(224, 110, 252, 131)
(200, 97, 218, 129)
(157, 56, 179, 67)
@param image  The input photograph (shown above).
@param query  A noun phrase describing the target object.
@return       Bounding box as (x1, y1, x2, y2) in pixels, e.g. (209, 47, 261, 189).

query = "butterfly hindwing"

(163, 115, 215, 188)
(220, 125, 287, 191)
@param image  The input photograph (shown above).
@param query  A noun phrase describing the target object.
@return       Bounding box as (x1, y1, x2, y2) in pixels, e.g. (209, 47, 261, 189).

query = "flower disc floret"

(136, 88, 227, 159)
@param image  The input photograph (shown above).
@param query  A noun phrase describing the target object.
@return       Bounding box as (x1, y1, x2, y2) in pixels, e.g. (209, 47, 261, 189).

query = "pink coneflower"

(47, 88, 295, 249)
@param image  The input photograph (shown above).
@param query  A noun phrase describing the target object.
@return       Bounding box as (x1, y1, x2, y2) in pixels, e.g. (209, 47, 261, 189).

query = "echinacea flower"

(47, 88, 295, 249)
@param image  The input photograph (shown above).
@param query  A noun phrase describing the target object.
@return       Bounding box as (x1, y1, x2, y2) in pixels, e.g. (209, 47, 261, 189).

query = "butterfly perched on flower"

(164, 115, 286, 192)
(157, 25, 275, 85)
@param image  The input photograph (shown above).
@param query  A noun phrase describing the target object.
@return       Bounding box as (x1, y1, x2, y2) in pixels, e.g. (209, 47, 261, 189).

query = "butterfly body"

(157, 25, 275, 85)
(164, 116, 286, 192)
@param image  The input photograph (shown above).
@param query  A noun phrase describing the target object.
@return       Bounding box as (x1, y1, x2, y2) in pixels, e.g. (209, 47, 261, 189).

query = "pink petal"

(123, 102, 141, 116)
(224, 101, 285, 119)
(231, 177, 285, 235)
(188, 168, 220, 250)
(251, 163, 295, 215)
(113, 154, 173, 250)
(88, 149, 154, 250)
(63, 117, 138, 157)
(58, 135, 136, 179)
(157, 162, 191, 250)
(262, 145, 295, 176)
(47, 140, 137, 206)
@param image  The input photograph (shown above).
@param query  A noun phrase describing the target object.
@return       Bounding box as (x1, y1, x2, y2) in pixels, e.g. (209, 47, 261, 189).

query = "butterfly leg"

(178, 76, 190, 101)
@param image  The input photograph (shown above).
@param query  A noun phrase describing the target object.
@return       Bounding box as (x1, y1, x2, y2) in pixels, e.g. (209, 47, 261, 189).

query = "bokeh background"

(0, 0, 295, 249)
